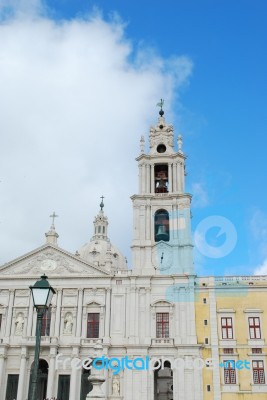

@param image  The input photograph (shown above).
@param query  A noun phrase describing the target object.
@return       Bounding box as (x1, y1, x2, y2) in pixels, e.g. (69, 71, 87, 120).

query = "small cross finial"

(100, 196, 104, 211)
(49, 211, 58, 228)
(157, 99, 164, 116)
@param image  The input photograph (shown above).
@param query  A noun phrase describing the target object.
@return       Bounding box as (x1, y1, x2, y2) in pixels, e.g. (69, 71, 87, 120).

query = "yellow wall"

(195, 281, 267, 399)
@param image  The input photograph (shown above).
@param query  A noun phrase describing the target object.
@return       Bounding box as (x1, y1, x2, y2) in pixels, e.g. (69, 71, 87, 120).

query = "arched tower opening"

(154, 209, 169, 242)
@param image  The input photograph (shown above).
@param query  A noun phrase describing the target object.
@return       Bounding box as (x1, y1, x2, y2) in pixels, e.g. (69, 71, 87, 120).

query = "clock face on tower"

(41, 259, 57, 271)
(152, 242, 173, 271)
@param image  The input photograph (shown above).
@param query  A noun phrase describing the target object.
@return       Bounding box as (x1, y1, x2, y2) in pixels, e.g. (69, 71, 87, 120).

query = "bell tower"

(131, 102, 195, 275)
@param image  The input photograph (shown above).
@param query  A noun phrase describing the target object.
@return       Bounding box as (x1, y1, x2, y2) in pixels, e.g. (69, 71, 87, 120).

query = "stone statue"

(15, 313, 24, 335)
(112, 376, 120, 396)
(64, 313, 73, 334)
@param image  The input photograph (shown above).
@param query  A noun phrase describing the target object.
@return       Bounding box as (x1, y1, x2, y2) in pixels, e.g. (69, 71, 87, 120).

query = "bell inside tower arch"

(154, 210, 170, 242)
(155, 164, 168, 193)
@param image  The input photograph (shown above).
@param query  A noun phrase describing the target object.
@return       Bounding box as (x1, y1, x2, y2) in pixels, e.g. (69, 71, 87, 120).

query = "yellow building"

(196, 276, 267, 399)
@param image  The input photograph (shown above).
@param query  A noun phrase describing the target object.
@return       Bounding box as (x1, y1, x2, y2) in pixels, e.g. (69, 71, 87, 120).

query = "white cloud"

(0, 3, 193, 266)
(191, 183, 209, 208)
(254, 259, 267, 275)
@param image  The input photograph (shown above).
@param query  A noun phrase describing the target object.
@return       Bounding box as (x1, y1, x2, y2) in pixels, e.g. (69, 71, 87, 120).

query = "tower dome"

(78, 198, 127, 272)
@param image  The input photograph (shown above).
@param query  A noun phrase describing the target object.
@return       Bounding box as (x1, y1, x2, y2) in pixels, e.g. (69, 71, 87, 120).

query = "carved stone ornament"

(63, 312, 73, 334)
(15, 313, 24, 336)
(178, 202, 190, 209)
(112, 376, 120, 396)
(2, 249, 94, 276)
(15, 290, 29, 296)
(149, 132, 173, 149)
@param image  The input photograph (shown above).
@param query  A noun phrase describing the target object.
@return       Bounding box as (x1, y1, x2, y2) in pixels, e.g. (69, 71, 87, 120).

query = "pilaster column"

(173, 163, 177, 192)
(141, 164, 145, 194)
(174, 287, 179, 338)
(46, 348, 57, 398)
(168, 163, 173, 192)
(193, 361, 202, 400)
(82, 306, 87, 338)
(209, 283, 221, 400)
(173, 204, 178, 240)
(5, 289, 14, 337)
(145, 288, 151, 339)
(135, 288, 139, 338)
(70, 348, 80, 400)
(16, 348, 28, 400)
(104, 289, 111, 338)
(150, 164, 154, 193)
(179, 288, 186, 340)
(54, 289, 62, 337)
(50, 306, 56, 337)
(129, 287, 136, 339)
(176, 359, 185, 400)
(76, 289, 83, 337)
(138, 165, 142, 193)
(26, 295, 34, 337)
(145, 204, 151, 240)
(178, 162, 183, 192)
(188, 282, 197, 342)
(146, 164, 150, 194)
(0, 352, 7, 400)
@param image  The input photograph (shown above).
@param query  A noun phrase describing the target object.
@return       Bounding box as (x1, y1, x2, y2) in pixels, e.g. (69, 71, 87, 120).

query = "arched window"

(154, 359, 173, 400)
(154, 164, 168, 193)
(154, 209, 169, 242)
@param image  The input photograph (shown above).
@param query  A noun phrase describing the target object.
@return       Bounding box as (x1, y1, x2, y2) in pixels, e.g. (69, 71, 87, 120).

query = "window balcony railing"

(151, 338, 174, 345)
(81, 338, 103, 345)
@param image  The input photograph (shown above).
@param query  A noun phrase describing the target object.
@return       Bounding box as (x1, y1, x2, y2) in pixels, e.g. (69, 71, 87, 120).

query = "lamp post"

(29, 275, 55, 400)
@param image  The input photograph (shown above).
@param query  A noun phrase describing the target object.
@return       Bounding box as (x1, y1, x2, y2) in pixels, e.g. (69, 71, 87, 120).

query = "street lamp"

(29, 275, 55, 400)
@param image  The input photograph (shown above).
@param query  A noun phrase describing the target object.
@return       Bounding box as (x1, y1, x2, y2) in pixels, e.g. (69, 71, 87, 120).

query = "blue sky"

(0, 0, 266, 276)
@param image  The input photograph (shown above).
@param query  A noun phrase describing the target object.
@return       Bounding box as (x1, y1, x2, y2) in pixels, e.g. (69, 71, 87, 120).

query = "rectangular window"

(221, 317, 233, 339)
(223, 348, 234, 354)
(87, 313, 100, 338)
(156, 313, 169, 338)
(224, 360, 236, 384)
(249, 317, 261, 339)
(5, 374, 19, 400)
(252, 360, 265, 384)
(252, 348, 262, 354)
(0, 314, 2, 331)
(203, 298, 207, 304)
(204, 319, 208, 325)
(41, 307, 51, 336)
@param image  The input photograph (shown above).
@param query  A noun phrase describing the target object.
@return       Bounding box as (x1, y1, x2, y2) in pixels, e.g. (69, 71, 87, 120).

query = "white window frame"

(244, 309, 264, 346)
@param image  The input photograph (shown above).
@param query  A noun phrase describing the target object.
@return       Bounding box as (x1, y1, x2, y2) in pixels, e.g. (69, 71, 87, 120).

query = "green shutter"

(57, 375, 70, 400)
(80, 371, 93, 400)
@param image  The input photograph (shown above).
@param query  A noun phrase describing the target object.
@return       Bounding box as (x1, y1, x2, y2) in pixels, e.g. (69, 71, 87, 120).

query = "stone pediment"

(0, 244, 110, 277)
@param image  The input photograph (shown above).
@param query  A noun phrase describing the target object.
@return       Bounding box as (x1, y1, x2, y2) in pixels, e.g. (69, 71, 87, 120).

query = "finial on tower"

(157, 98, 164, 117)
(49, 211, 58, 229)
(140, 135, 145, 153)
(100, 196, 104, 211)
(46, 211, 59, 245)
(178, 134, 183, 153)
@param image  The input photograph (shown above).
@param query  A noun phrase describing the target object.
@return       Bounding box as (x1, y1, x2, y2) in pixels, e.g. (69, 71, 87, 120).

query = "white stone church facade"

(0, 112, 204, 400)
